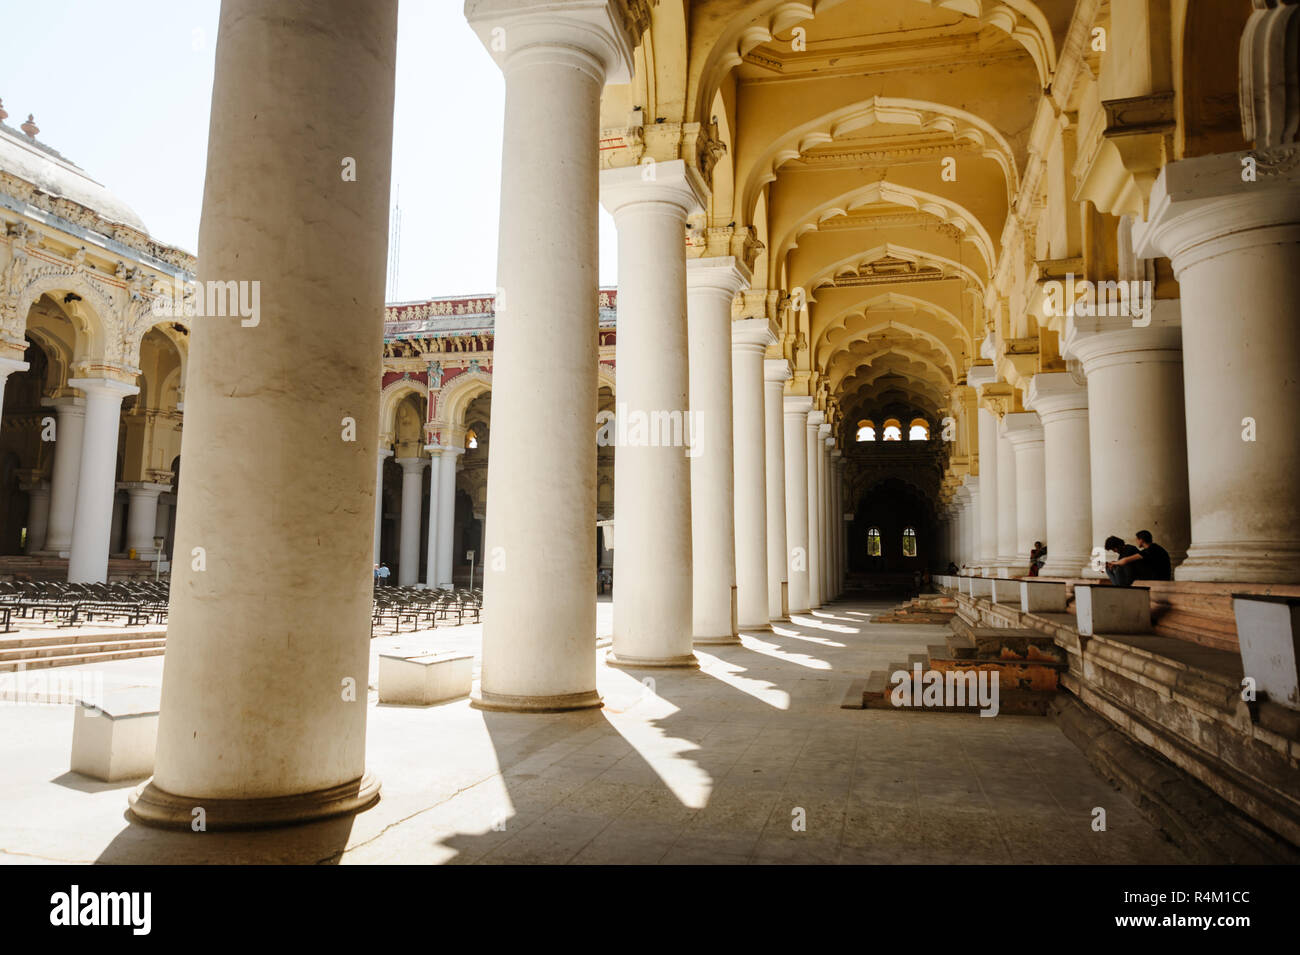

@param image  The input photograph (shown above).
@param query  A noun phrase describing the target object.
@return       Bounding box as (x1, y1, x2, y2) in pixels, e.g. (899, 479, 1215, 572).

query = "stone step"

(859, 668, 1055, 716)
(0, 637, 167, 663)
(0, 628, 167, 651)
(0, 644, 166, 672)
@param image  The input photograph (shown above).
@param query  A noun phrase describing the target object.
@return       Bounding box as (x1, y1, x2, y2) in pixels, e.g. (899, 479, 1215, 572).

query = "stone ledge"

(1051, 692, 1299, 863)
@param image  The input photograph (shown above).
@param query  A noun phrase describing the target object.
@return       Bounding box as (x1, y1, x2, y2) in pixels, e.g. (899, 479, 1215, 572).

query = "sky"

(0, 0, 619, 300)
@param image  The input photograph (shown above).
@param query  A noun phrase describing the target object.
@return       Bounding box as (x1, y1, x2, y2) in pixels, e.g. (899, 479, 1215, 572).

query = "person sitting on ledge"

(1105, 530, 1172, 586)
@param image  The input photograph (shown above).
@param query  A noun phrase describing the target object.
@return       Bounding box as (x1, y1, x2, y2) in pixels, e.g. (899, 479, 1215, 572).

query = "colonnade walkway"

(0, 595, 1186, 864)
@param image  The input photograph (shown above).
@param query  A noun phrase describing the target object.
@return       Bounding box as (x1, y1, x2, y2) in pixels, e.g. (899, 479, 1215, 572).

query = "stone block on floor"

(378, 651, 473, 705)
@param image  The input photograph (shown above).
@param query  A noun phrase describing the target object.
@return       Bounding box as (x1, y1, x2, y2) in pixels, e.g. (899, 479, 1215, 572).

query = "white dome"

(0, 119, 148, 233)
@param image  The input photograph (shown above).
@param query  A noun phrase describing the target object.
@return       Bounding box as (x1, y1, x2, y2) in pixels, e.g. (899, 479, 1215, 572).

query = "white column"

(435, 447, 459, 589)
(1136, 149, 1300, 581)
(1003, 412, 1046, 570)
(422, 447, 442, 588)
(830, 450, 843, 597)
(602, 161, 703, 668)
(994, 425, 1018, 574)
(470, 2, 636, 711)
(110, 490, 128, 556)
(968, 367, 1001, 573)
(395, 457, 428, 586)
(124, 482, 169, 560)
(67, 378, 137, 584)
(154, 496, 172, 559)
(819, 432, 831, 603)
(731, 316, 775, 631)
(805, 412, 823, 609)
(40, 396, 85, 556)
(1064, 307, 1191, 570)
(784, 397, 812, 613)
(687, 258, 748, 644)
(1026, 372, 1093, 577)
(374, 447, 392, 564)
(0, 357, 29, 419)
(764, 360, 791, 619)
(137, 0, 397, 829)
(22, 480, 50, 554)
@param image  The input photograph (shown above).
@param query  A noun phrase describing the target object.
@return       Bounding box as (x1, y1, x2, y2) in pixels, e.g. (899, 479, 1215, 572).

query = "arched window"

(466, 428, 478, 450)
(867, 526, 882, 556)
(882, 418, 903, 441)
(908, 418, 929, 441)
(856, 419, 876, 442)
(903, 527, 918, 557)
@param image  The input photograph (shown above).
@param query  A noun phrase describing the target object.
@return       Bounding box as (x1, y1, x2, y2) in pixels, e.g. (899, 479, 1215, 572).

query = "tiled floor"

(0, 597, 1188, 864)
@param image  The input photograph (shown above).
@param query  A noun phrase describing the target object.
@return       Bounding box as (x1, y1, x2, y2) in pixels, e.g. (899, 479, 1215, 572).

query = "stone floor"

(0, 596, 1189, 864)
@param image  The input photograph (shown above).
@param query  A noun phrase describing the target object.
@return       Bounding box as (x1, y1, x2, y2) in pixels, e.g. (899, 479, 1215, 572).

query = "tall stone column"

(124, 482, 169, 560)
(155, 496, 172, 560)
(687, 258, 747, 644)
(110, 491, 128, 557)
(805, 412, 824, 609)
(968, 367, 1001, 573)
(764, 361, 791, 619)
(374, 447, 392, 564)
(21, 479, 50, 554)
(783, 397, 812, 613)
(396, 457, 428, 587)
(40, 396, 85, 556)
(422, 448, 442, 587)
(67, 378, 137, 583)
(435, 447, 460, 589)
(1136, 149, 1300, 581)
(602, 160, 703, 667)
(134, 0, 397, 828)
(1026, 372, 1093, 577)
(731, 316, 775, 631)
(1064, 308, 1191, 567)
(1003, 412, 1046, 568)
(830, 449, 843, 597)
(469, 1, 638, 710)
(817, 432, 830, 603)
(994, 425, 1019, 574)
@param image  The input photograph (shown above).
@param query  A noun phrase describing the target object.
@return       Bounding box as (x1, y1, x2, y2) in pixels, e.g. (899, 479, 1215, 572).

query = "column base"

(737, 622, 773, 633)
(605, 650, 700, 669)
(128, 773, 381, 831)
(1175, 542, 1300, 585)
(693, 633, 741, 646)
(470, 688, 603, 713)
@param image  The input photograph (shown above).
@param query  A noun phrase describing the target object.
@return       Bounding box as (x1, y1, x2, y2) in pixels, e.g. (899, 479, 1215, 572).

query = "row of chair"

(0, 579, 171, 630)
(372, 586, 483, 634)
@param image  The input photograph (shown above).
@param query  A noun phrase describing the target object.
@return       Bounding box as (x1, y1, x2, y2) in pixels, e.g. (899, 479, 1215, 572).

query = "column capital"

(818, 422, 831, 438)
(687, 255, 752, 295)
(378, 447, 394, 460)
(807, 409, 825, 428)
(67, 377, 139, 401)
(1134, 147, 1300, 274)
(395, 456, 430, 473)
(1025, 371, 1089, 420)
(120, 481, 171, 496)
(599, 159, 706, 218)
(0, 356, 29, 379)
(783, 395, 813, 416)
(764, 358, 792, 382)
(732, 317, 779, 351)
(1000, 411, 1045, 448)
(1062, 301, 1182, 374)
(425, 443, 465, 457)
(966, 362, 999, 389)
(465, 0, 647, 84)
(40, 394, 85, 414)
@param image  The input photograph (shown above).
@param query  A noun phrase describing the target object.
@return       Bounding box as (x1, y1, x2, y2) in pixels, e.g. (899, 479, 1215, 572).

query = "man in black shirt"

(1106, 530, 1172, 585)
